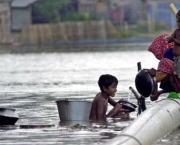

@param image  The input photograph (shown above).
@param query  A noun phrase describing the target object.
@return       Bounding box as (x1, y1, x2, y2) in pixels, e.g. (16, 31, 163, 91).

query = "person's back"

(89, 92, 108, 120)
(89, 74, 129, 120)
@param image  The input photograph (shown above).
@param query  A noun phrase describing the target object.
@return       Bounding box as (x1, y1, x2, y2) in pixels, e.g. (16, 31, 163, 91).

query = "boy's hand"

(118, 98, 128, 103)
(119, 108, 130, 112)
(165, 36, 173, 43)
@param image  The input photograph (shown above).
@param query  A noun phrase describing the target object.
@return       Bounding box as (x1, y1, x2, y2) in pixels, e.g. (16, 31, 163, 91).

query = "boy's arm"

(171, 30, 176, 38)
(108, 97, 117, 106)
(166, 30, 176, 43)
(169, 29, 180, 45)
(172, 37, 180, 45)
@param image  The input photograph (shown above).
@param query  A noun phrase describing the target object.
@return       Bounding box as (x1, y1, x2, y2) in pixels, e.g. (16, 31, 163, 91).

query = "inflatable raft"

(105, 98, 180, 145)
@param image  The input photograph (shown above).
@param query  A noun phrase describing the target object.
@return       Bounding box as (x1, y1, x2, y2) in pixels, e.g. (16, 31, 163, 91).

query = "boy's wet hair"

(98, 74, 118, 92)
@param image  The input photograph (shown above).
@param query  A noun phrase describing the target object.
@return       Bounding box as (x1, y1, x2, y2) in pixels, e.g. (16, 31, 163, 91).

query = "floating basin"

(56, 100, 92, 121)
(0, 108, 19, 125)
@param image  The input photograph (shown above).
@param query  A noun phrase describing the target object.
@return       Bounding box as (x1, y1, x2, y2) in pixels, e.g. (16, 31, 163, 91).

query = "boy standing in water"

(89, 74, 130, 120)
(166, 10, 180, 78)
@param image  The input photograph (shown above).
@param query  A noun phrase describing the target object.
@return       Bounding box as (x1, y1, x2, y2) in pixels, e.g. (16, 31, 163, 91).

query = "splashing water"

(127, 90, 132, 101)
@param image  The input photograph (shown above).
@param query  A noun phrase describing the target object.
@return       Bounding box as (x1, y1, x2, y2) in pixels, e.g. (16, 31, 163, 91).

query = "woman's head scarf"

(148, 33, 174, 60)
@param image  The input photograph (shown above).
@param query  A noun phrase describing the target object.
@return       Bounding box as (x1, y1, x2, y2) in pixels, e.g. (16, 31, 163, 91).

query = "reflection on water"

(0, 45, 178, 144)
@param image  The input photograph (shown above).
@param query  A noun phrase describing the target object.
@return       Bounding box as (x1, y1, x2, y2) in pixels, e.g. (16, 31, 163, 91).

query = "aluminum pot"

(0, 108, 19, 125)
(56, 99, 92, 121)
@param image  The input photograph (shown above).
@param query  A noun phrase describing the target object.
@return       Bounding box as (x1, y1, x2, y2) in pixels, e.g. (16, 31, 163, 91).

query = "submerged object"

(20, 124, 55, 128)
(135, 69, 157, 97)
(56, 99, 92, 121)
(105, 99, 180, 145)
(0, 108, 19, 125)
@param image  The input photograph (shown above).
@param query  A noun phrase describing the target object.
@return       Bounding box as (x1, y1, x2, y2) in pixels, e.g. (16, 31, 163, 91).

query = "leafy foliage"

(32, 0, 94, 23)
(32, 0, 71, 23)
(62, 12, 94, 22)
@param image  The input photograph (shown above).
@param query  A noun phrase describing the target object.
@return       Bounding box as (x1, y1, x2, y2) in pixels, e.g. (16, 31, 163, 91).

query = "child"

(166, 10, 180, 78)
(89, 74, 130, 120)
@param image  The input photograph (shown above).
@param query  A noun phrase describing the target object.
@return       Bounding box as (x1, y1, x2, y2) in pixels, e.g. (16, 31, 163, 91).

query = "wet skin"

(89, 82, 129, 120)
(166, 16, 180, 56)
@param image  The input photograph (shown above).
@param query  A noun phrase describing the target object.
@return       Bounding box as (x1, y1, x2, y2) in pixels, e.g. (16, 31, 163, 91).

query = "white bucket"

(56, 100, 92, 121)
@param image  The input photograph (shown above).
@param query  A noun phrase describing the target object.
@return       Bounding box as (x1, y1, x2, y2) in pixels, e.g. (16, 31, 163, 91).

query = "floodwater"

(0, 43, 179, 145)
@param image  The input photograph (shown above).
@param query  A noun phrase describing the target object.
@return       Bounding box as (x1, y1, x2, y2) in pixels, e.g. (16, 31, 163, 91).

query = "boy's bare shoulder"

(94, 93, 106, 102)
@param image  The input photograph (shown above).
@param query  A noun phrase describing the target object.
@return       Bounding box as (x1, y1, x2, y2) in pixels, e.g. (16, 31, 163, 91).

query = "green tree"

(62, 12, 94, 22)
(32, 0, 71, 23)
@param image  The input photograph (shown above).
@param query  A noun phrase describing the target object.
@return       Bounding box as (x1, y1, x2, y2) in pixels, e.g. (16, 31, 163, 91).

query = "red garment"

(157, 58, 174, 74)
(157, 58, 180, 89)
(148, 33, 174, 60)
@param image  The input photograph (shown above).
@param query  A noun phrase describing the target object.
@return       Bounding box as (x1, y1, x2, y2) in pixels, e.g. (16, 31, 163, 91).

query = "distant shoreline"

(0, 36, 155, 53)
